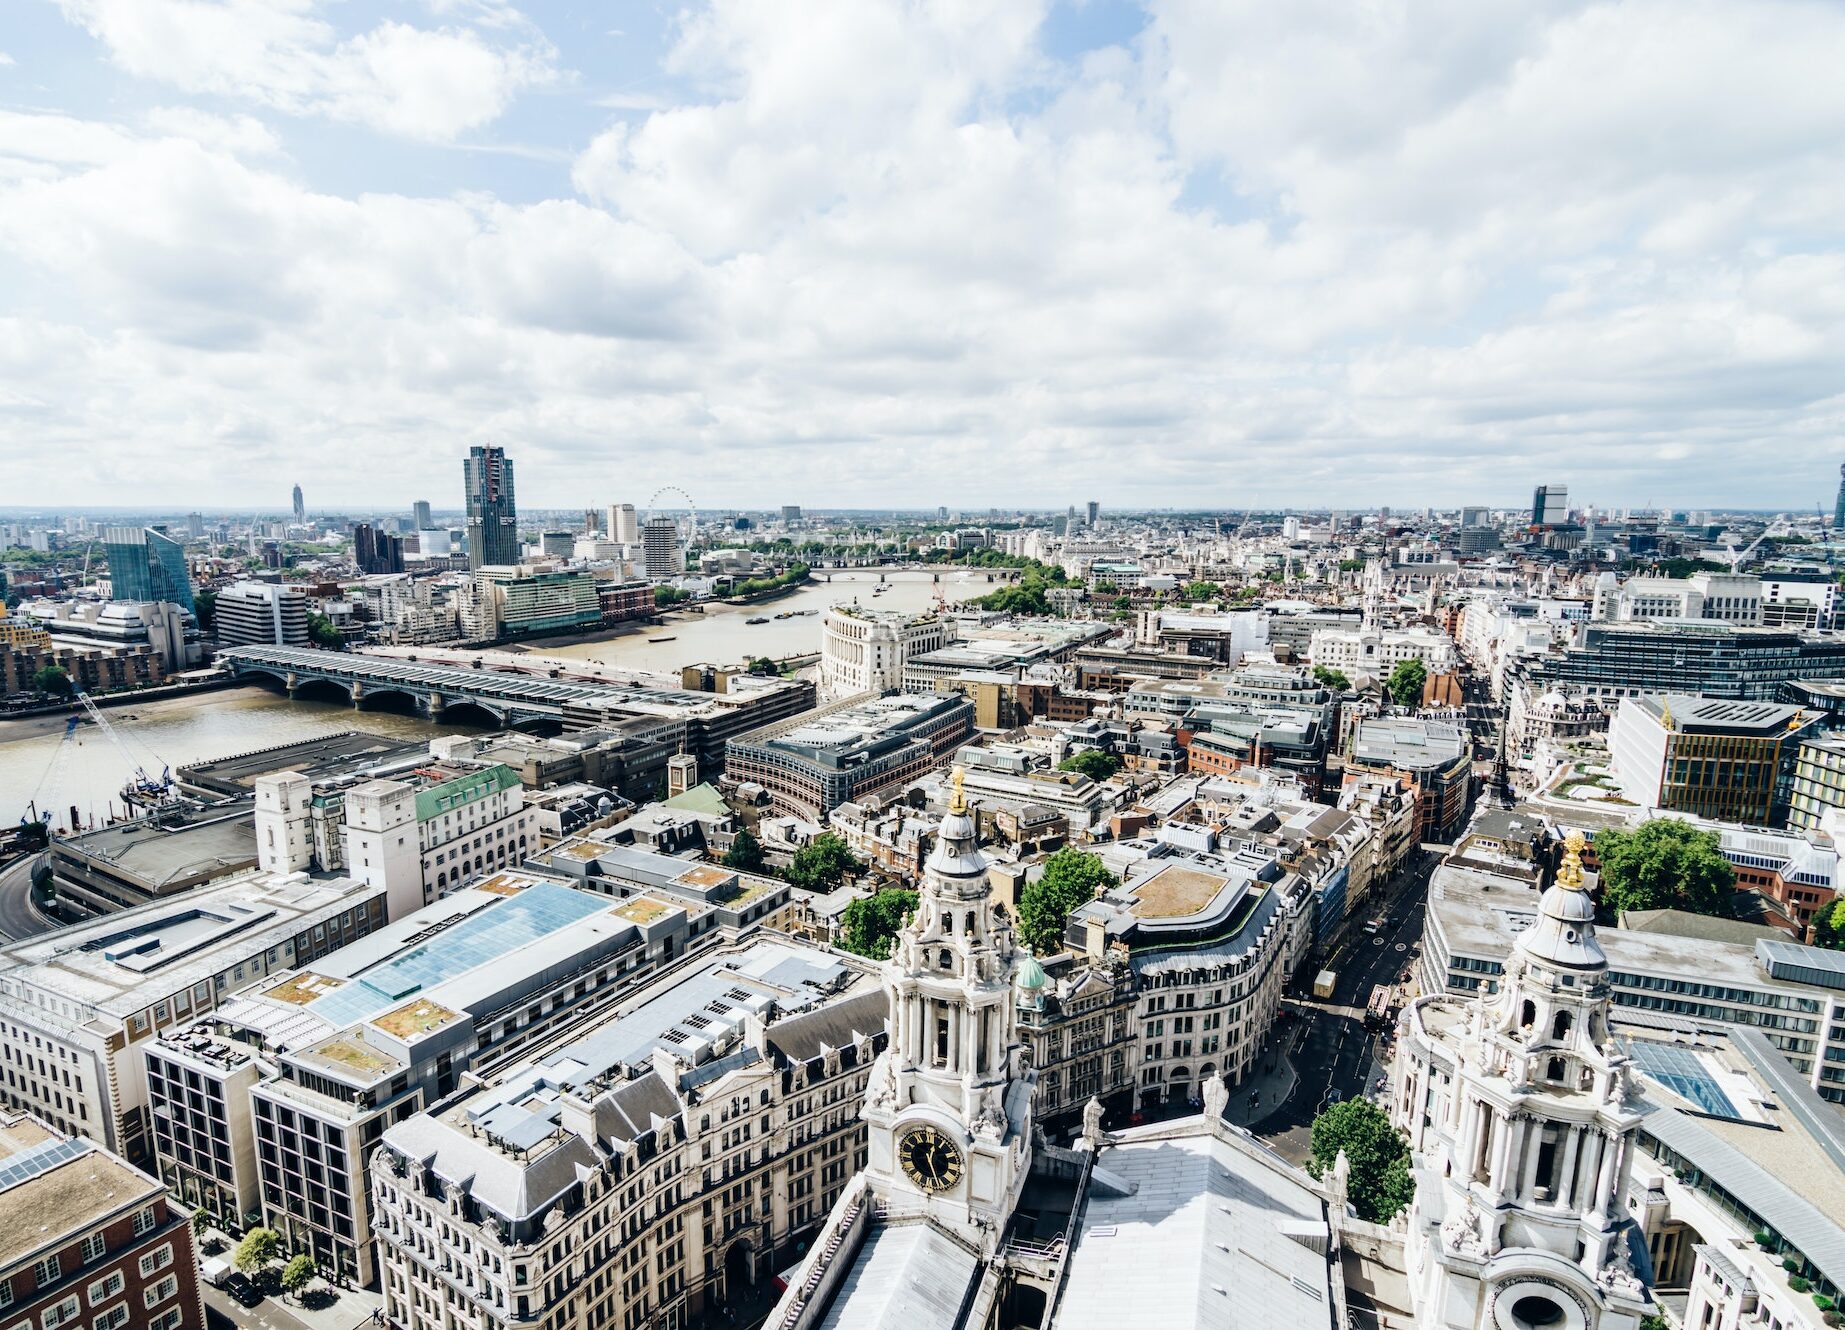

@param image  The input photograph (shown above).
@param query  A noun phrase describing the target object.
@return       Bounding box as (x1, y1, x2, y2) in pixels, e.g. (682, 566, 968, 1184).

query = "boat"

(745, 616, 770, 625)
(648, 636, 677, 643)
(773, 611, 794, 620)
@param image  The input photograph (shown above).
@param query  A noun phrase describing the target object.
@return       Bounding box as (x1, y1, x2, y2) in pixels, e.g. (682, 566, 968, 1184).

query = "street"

(1252, 857, 1432, 1166)
(0, 852, 53, 942)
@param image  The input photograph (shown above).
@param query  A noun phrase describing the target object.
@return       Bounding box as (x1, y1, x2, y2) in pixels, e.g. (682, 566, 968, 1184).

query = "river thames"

(0, 570, 1000, 830)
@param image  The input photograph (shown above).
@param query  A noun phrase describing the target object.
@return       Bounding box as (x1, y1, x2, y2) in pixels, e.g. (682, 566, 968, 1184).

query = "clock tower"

(861, 767, 1036, 1254)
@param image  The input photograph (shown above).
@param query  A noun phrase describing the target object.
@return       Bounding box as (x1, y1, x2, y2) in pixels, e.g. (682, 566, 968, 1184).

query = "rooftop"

(1350, 717, 1467, 770)
(1628, 694, 1808, 736)
(0, 1117, 161, 1271)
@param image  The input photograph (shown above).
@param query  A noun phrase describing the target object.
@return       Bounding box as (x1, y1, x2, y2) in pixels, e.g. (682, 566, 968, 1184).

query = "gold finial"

(948, 765, 967, 816)
(1557, 829, 1587, 891)
(1658, 698, 1674, 730)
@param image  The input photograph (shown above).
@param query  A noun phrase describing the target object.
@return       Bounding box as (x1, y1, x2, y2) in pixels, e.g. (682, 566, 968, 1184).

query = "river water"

(531, 569, 993, 672)
(0, 571, 1003, 830)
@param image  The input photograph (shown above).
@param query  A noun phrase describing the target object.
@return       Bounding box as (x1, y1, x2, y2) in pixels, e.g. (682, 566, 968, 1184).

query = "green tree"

(1595, 818, 1737, 919)
(1307, 1098, 1415, 1223)
(280, 1253, 316, 1299)
(743, 656, 782, 677)
(305, 612, 343, 649)
(1056, 749, 1121, 782)
(1178, 580, 1221, 602)
(722, 829, 766, 873)
(839, 888, 920, 959)
(193, 587, 218, 633)
(1386, 657, 1428, 708)
(1813, 897, 1845, 949)
(30, 664, 71, 696)
(1018, 849, 1115, 954)
(233, 1226, 281, 1275)
(783, 832, 865, 893)
(654, 586, 692, 607)
(1311, 665, 1351, 692)
(190, 1208, 211, 1240)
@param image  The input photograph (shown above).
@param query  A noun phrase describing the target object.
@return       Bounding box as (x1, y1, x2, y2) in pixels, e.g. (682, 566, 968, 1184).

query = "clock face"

(897, 1125, 965, 1194)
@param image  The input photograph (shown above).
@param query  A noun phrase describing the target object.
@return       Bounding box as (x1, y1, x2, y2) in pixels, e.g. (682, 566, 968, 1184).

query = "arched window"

(1546, 1056, 1565, 1082)
(1551, 1011, 1572, 1041)
(1520, 1000, 1536, 1030)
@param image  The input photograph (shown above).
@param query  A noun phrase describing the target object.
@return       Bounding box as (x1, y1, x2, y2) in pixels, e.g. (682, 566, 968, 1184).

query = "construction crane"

(1720, 531, 1768, 572)
(70, 688, 175, 813)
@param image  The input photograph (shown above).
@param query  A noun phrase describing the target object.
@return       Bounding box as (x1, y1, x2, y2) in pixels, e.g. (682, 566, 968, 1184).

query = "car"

(224, 1273, 262, 1308)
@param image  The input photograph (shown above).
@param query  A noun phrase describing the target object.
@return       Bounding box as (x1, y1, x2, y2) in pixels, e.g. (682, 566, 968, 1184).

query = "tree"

(1596, 818, 1737, 919)
(233, 1226, 281, 1275)
(30, 664, 71, 697)
(839, 888, 920, 959)
(722, 829, 766, 873)
(1386, 657, 1428, 709)
(1057, 749, 1121, 782)
(305, 612, 343, 650)
(190, 1208, 211, 1240)
(280, 1253, 316, 1300)
(655, 585, 692, 607)
(1018, 849, 1115, 954)
(1813, 897, 1845, 950)
(1178, 580, 1221, 602)
(743, 656, 781, 677)
(783, 833, 865, 893)
(193, 588, 217, 633)
(1311, 665, 1351, 692)
(1306, 1099, 1415, 1223)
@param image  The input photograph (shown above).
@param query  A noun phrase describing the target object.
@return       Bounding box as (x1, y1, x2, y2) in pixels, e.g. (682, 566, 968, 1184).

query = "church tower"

(861, 768, 1036, 1254)
(1393, 831, 1652, 1330)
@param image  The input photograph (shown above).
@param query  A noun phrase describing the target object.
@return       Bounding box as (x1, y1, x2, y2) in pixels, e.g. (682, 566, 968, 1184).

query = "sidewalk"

(196, 1224, 382, 1330)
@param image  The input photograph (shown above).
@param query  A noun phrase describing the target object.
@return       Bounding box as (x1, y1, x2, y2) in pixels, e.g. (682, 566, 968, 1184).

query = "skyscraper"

(1531, 483, 1568, 526)
(292, 484, 305, 524)
(605, 503, 638, 544)
(463, 445, 518, 569)
(1833, 462, 1844, 530)
(412, 499, 432, 530)
(642, 516, 680, 578)
(102, 526, 196, 613)
(1085, 499, 1099, 527)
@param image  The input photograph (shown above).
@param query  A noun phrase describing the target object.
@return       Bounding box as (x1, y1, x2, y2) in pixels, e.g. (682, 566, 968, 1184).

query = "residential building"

(214, 580, 310, 647)
(1345, 716, 1471, 843)
(725, 691, 974, 819)
(102, 525, 195, 613)
(464, 444, 519, 569)
(642, 516, 681, 578)
(0, 1113, 202, 1330)
(464, 564, 602, 640)
(1014, 948, 1138, 1130)
(1607, 694, 1818, 825)
(353, 522, 405, 575)
(1788, 735, 1845, 834)
(371, 937, 886, 1327)
(413, 499, 432, 530)
(1392, 830, 1655, 1330)
(818, 603, 952, 700)
(0, 871, 387, 1164)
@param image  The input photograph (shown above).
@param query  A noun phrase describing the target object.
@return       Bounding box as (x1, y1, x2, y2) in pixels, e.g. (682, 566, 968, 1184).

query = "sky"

(2, 0, 1844, 514)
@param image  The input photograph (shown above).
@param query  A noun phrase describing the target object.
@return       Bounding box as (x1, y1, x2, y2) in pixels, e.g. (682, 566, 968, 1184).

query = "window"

(77, 1236, 104, 1266)
(142, 1277, 177, 1310)
(91, 1308, 128, 1330)
(33, 1256, 60, 1288)
(42, 1297, 80, 1329)
(130, 1210, 154, 1238)
(84, 1273, 122, 1306)
(147, 1312, 183, 1330)
(137, 1247, 171, 1278)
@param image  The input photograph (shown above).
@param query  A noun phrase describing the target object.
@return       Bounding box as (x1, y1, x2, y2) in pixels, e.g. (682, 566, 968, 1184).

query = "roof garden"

(375, 998, 462, 1040)
(263, 971, 346, 1006)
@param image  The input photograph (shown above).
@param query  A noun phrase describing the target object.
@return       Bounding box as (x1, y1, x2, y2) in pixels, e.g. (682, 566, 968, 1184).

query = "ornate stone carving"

(1441, 1196, 1488, 1257)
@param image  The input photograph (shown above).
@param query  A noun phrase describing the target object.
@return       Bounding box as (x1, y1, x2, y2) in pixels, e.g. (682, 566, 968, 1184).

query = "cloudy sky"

(3, 0, 1843, 513)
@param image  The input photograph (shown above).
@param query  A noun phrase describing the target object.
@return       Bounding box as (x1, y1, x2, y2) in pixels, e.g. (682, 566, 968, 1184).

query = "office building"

(725, 691, 975, 818)
(372, 936, 885, 1326)
(781, 503, 802, 523)
(1526, 621, 1845, 702)
(605, 502, 639, 545)
(1531, 483, 1569, 526)
(819, 603, 953, 700)
(0, 872, 388, 1164)
(1608, 694, 1819, 825)
(212, 579, 310, 646)
(0, 1113, 203, 1330)
(464, 444, 519, 569)
(1760, 568, 1840, 629)
(1392, 831, 1655, 1330)
(185, 511, 203, 537)
(102, 525, 195, 613)
(1836, 462, 1845, 530)
(641, 515, 681, 578)
(1591, 571, 1764, 626)
(353, 521, 405, 574)
(1307, 623, 1459, 681)
(1788, 735, 1845, 834)
(1085, 498, 1099, 526)
(1626, 1029, 1845, 1330)
(147, 872, 733, 1285)
(466, 564, 602, 639)
(1345, 716, 1471, 842)
(412, 499, 432, 530)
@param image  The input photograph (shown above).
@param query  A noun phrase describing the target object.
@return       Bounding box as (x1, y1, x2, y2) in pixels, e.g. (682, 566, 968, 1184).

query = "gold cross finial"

(949, 765, 967, 815)
(1557, 828, 1587, 891)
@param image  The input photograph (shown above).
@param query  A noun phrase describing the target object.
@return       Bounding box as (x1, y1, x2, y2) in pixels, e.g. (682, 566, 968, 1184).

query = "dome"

(1016, 955, 1048, 992)
(1514, 831, 1606, 972)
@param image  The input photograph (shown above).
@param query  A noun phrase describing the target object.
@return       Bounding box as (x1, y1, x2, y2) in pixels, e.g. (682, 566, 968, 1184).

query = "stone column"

(1557, 1125, 1584, 1210)
(1489, 1110, 1516, 1193)
(1519, 1119, 1547, 1201)
(1592, 1128, 1619, 1221)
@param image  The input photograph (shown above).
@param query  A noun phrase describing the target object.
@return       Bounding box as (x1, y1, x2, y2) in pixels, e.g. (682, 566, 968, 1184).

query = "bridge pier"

(349, 682, 365, 709)
(284, 671, 298, 698)
(425, 691, 445, 719)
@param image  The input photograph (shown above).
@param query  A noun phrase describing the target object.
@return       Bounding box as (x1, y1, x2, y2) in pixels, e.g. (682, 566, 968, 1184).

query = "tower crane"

(1720, 532, 1768, 572)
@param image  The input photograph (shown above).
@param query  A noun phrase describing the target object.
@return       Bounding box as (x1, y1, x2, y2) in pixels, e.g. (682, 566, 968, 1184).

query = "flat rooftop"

(0, 1119, 160, 1270)
(55, 803, 258, 891)
(1351, 718, 1466, 770)
(176, 730, 428, 794)
(1629, 694, 1806, 735)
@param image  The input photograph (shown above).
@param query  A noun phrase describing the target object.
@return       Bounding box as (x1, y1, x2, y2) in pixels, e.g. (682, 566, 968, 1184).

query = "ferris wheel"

(646, 487, 697, 540)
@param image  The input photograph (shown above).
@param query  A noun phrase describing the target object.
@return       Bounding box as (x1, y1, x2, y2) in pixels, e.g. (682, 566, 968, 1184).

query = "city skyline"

(4, 1, 1844, 508)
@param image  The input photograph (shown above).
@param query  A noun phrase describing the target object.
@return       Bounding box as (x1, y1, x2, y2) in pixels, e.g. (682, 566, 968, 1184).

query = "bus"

(1364, 985, 1394, 1029)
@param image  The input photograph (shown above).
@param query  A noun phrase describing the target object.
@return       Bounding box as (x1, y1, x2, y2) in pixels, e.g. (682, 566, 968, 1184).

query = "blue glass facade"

(104, 526, 195, 612)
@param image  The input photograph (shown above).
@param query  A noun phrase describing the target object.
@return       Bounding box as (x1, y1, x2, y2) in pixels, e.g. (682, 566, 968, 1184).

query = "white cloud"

(57, 0, 554, 140)
(5, 0, 1845, 508)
